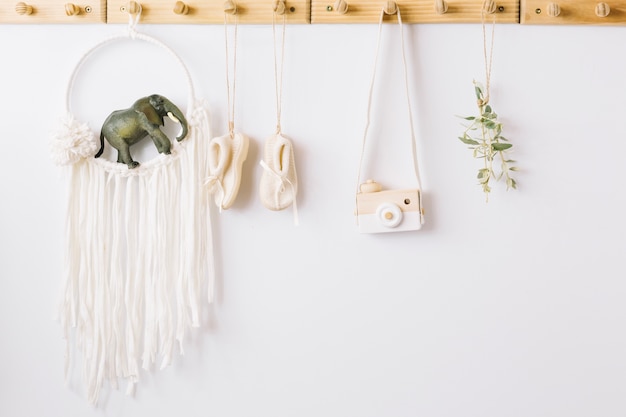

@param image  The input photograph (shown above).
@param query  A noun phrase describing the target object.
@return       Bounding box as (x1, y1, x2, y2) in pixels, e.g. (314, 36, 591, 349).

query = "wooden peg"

(595, 2, 610, 17)
(547, 2, 560, 17)
(224, 0, 237, 14)
(14, 1, 32, 14)
(483, 0, 497, 14)
(334, 0, 348, 14)
(126, 1, 141, 15)
(383, 0, 397, 15)
(64, 3, 80, 16)
(173, 1, 189, 14)
(434, 0, 448, 14)
(273, 0, 286, 14)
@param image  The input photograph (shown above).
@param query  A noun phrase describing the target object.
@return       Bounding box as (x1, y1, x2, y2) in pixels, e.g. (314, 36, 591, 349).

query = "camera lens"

(404, 199, 410, 205)
(376, 203, 403, 228)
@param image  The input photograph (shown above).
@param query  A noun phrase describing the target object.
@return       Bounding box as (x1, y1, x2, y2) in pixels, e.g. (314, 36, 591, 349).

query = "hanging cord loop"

(272, 7, 286, 134)
(126, 1, 142, 38)
(480, 0, 496, 107)
(223, 10, 239, 137)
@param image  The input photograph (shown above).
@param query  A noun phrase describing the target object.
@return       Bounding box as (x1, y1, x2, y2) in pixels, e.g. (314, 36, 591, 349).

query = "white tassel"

(50, 114, 99, 166)
(58, 102, 213, 404)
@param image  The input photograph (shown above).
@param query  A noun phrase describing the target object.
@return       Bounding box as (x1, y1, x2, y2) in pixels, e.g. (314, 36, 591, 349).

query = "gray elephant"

(96, 94, 189, 168)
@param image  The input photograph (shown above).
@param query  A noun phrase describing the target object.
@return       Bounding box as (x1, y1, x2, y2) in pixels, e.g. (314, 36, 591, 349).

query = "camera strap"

(356, 4, 423, 195)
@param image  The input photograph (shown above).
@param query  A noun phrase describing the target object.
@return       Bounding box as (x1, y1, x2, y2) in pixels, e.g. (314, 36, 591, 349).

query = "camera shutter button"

(377, 203, 403, 228)
(360, 180, 382, 193)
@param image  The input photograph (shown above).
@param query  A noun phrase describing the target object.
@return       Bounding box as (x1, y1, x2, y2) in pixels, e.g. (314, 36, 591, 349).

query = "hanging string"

(481, 1, 496, 105)
(356, 8, 385, 190)
(397, 7, 422, 191)
(272, 8, 286, 134)
(356, 6, 422, 196)
(224, 12, 239, 136)
(126, 2, 142, 38)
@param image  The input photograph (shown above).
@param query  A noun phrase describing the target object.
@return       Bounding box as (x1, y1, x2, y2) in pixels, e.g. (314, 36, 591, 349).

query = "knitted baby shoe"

(206, 132, 249, 210)
(259, 133, 298, 211)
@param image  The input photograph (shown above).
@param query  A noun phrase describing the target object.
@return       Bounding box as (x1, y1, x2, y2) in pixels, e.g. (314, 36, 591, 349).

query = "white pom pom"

(50, 114, 98, 166)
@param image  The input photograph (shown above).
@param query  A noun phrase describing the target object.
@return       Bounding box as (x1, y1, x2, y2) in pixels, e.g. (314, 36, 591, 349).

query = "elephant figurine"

(95, 94, 189, 168)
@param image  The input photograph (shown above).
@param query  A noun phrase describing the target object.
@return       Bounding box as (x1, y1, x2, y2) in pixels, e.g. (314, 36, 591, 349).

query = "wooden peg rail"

(0, 0, 105, 22)
(312, 0, 519, 23)
(106, 0, 310, 23)
(521, 0, 626, 25)
(1, 0, 626, 24)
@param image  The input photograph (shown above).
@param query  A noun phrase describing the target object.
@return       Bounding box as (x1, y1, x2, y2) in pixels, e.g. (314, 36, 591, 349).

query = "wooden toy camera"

(356, 180, 423, 234)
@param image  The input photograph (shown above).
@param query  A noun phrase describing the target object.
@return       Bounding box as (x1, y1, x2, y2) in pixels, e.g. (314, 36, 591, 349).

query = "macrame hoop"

(63, 31, 199, 173)
(54, 26, 214, 405)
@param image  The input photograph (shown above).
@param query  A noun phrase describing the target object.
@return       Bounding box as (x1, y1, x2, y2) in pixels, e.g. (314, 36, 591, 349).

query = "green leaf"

(484, 105, 492, 114)
(472, 148, 482, 158)
(492, 143, 513, 151)
(463, 116, 476, 120)
(507, 178, 517, 190)
(477, 169, 491, 184)
(474, 85, 483, 100)
(459, 136, 479, 145)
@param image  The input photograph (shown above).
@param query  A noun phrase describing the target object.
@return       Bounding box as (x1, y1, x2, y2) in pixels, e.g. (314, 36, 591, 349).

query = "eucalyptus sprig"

(458, 81, 517, 201)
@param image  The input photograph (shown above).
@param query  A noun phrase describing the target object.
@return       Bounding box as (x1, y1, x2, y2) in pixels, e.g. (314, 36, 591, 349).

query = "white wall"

(1, 20, 626, 417)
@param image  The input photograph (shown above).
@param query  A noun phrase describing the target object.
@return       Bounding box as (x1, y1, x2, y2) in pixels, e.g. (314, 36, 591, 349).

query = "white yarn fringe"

(56, 102, 214, 404)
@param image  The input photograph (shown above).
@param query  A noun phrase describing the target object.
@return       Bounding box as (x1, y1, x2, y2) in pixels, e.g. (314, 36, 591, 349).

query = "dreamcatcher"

(50, 10, 214, 403)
